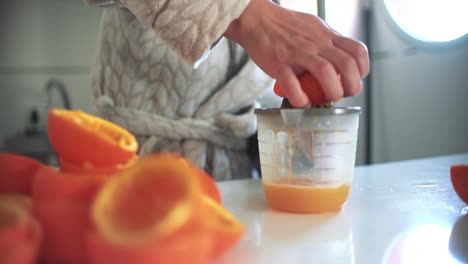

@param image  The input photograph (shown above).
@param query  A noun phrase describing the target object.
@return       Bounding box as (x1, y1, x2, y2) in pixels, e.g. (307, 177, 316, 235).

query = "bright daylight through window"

(384, 0, 468, 43)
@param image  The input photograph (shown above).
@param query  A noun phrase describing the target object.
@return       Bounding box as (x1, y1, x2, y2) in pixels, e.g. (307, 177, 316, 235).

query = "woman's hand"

(225, 0, 370, 107)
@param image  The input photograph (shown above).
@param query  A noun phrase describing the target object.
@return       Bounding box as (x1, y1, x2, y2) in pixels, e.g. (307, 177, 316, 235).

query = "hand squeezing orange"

(274, 73, 339, 105)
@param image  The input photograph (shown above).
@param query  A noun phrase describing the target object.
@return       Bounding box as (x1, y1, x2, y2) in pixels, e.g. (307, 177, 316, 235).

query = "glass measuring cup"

(254, 107, 360, 213)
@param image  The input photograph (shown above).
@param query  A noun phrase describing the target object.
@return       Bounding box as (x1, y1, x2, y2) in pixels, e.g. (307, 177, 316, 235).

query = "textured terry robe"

(86, 0, 276, 180)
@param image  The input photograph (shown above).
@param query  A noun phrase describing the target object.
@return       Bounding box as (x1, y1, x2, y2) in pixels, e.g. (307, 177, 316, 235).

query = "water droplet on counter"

(413, 182, 438, 188)
(313, 116, 319, 125)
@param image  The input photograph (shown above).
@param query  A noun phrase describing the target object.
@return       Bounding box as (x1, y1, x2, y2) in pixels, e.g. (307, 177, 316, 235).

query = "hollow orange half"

(47, 109, 138, 167)
(91, 152, 204, 246)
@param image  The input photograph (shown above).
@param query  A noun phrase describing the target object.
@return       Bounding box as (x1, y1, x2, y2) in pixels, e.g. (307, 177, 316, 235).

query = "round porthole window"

(384, 0, 468, 43)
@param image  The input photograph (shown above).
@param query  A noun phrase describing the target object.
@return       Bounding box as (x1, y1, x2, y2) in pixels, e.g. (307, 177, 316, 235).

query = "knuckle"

(291, 96, 309, 108)
(353, 42, 369, 59)
(271, 64, 284, 78)
(333, 87, 345, 101)
(315, 60, 334, 77)
(327, 84, 344, 102)
(340, 56, 356, 74)
(347, 81, 363, 96)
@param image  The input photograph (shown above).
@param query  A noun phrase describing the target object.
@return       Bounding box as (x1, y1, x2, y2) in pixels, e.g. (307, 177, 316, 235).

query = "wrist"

(224, 17, 242, 43)
(224, 0, 275, 46)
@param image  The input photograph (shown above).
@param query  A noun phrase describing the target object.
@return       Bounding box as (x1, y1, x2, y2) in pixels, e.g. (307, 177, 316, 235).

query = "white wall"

(0, 0, 103, 150)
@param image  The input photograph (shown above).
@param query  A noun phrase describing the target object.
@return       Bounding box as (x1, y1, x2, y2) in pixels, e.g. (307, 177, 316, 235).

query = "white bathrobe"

(86, 0, 278, 180)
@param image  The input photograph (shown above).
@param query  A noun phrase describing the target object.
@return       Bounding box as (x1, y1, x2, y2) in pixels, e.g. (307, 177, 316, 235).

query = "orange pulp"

(262, 179, 351, 213)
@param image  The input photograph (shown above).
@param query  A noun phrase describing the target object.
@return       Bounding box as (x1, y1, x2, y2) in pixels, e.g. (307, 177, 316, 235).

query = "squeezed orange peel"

(48, 109, 138, 166)
(91, 153, 203, 246)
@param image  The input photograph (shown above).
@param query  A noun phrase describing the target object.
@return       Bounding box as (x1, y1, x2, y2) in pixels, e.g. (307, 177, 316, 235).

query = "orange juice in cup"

(255, 107, 360, 213)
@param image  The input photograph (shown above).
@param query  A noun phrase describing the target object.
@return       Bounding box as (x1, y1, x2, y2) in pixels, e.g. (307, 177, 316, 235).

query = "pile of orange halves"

(0, 108, 244, 264)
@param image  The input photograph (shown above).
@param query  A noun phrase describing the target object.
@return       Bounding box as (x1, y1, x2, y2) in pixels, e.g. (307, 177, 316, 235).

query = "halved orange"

(202, 195, 244, 258)
(0, 153, 44, 195)
(451, 165, 468, 204)
(273, 73, 332, 105)
(0, 195, 42, 264)
(91, 152, 204, 246)
(47, 109, 138, 167)
(32, 166, 107, 264)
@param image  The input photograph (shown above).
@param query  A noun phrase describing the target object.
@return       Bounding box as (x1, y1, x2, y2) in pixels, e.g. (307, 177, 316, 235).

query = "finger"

(276, 67, 310, 107)
(319, 47, 363, 97)
(297, 54, 343, 102)
(333, 37, 370, 78)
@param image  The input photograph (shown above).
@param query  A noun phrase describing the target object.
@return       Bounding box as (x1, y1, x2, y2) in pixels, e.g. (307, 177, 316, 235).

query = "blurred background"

(0, 0, 467, 166)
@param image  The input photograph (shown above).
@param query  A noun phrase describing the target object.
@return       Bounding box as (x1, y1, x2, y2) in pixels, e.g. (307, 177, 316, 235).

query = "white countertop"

(215, 154, 468, 264)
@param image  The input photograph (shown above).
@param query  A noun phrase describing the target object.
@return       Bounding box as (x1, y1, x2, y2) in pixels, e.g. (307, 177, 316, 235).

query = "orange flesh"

(58, 110, 135, 149)
(263, 179, 351, 213)
(110, 169, 189, 232)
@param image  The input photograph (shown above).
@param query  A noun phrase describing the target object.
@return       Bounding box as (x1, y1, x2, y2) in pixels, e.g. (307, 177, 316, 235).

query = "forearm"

(117, 0, 250, 65)
(224, 0, 281, 46)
